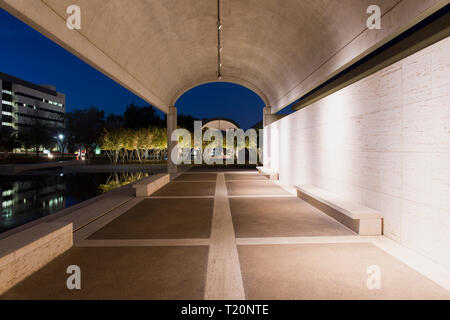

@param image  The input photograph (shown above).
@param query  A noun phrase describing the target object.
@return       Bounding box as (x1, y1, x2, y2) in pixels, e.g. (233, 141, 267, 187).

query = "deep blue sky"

(0, 8, 266, 129)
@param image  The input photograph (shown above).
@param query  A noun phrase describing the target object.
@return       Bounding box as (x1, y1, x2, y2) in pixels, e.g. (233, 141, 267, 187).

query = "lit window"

(2, 100, 13, 106)
(2, 111, 13, 116)
(1, 89, 12, 95)
(2, 200, 13, 208)
(2, 190, 13, 197)
(2, 122, 12, 126)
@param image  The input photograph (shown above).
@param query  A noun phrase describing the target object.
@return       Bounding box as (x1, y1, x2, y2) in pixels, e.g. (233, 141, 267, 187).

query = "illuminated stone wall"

(265, 37, 450, 269)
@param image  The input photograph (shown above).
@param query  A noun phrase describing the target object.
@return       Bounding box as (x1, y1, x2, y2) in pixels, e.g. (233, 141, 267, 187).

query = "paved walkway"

(1, 169, 449, 299)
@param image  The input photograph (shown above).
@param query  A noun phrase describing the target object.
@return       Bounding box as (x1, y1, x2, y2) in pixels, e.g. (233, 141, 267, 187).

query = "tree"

(18, 132, 33, 155)
(99, 126, 168, 164)
(65, 107, 105, 156)
(123, 104, 164, 129)
(55, 130, 69, 160)
(105, 113, 124, 130)
(26, 119, 55, 157)
(0, 126, 21, 159)
(99, 129, 123, 164)
(176, 114, 198, 132)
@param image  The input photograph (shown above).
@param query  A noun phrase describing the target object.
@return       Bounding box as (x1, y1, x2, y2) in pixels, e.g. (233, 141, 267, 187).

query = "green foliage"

(99, 127, 168, 164)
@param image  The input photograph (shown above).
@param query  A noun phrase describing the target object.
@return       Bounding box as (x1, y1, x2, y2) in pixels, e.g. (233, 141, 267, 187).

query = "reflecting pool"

(0, 171, 152, 233)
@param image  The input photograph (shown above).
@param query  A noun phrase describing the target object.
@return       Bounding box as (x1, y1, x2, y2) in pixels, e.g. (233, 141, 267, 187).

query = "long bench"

(295, 185, 382, 235)
(0, 222, 73, 294)
(133, 173, 170, 197)
(256, 166, 279, 180)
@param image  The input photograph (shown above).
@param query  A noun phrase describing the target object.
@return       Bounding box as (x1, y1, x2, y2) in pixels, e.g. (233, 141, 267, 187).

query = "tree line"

(0, 103, 201, 161)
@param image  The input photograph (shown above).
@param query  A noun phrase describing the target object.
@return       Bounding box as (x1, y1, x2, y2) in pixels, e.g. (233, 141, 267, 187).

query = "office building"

(1, 72, 65, 134)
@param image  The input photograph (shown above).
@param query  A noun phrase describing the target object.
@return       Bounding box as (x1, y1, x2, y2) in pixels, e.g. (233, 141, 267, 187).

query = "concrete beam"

(271, 0, 448, 112)
(0, 0, 169, 113)
(263, 106, 286, 127)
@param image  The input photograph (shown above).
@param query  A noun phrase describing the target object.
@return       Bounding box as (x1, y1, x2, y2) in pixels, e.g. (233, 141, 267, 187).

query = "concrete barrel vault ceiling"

(0, 0, 446, 114)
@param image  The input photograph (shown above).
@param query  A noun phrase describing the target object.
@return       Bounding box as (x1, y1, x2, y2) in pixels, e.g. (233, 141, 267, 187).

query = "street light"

(57, 134, 65, 160)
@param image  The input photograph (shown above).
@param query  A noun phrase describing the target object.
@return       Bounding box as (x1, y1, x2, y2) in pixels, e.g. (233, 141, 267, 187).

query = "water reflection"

(0, 171, 151, 233)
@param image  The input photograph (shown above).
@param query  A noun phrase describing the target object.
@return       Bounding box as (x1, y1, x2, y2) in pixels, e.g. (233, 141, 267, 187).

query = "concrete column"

(263, 106, 272, 127)
(167, 106, 178, 174)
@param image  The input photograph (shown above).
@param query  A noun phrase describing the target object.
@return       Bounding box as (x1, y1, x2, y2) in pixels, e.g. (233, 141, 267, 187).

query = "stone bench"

(256, 166, 279, 180)
(133, 173, 170, 197)
(295, 185, 382, 235)
(0, 222, 73, 294)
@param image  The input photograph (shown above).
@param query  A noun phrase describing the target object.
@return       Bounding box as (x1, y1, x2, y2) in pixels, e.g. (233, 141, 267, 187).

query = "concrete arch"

(1, 0, 443, 114)
(202, 117, 240, 130)
(170, 76, 270, 107)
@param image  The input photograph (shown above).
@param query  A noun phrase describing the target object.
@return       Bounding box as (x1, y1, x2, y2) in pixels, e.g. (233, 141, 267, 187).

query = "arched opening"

(174, 82, 265, 130)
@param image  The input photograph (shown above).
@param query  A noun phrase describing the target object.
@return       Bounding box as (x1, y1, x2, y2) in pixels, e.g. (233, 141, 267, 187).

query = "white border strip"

(76, 238, 210, 247)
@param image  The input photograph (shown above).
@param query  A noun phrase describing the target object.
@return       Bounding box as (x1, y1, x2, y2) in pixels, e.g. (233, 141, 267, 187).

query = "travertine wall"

(0, 222, 73, 294)
(264, 37, 450, 269)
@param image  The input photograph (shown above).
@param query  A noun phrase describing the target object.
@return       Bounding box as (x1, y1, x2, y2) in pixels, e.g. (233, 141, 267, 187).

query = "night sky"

(0, 8, 266, 129)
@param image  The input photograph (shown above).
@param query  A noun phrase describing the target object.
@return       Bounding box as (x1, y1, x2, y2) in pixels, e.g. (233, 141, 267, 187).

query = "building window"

(2, 105, 12, 112)
(2, 111, 13, 116)
(1, 100, 12, 106)
(1, 89, 12, 95)
(2, 81, 12, 91)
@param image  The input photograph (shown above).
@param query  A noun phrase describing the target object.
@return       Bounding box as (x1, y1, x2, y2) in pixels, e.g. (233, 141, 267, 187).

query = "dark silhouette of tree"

(105, 113, 124, 130)
(65, 107, 105, 155)
(26, 119, 55, 157)
(175, 114, 201, 132)
(123, 103, 164, 129)
(18, 131, 33, 155)
(0, 126, 21, 158)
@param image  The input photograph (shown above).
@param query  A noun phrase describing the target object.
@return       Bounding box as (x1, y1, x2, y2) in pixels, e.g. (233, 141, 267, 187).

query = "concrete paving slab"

(88, 198, 214, 239)
(238, 243, 450, 300)
(226, 181, 290, 196)
(230, 197, 354, 237)
(225, 173, 268, 181)
(1, 246, 209, 300)
(151, 182, 216, 196)
(174, 173, 217, 181)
